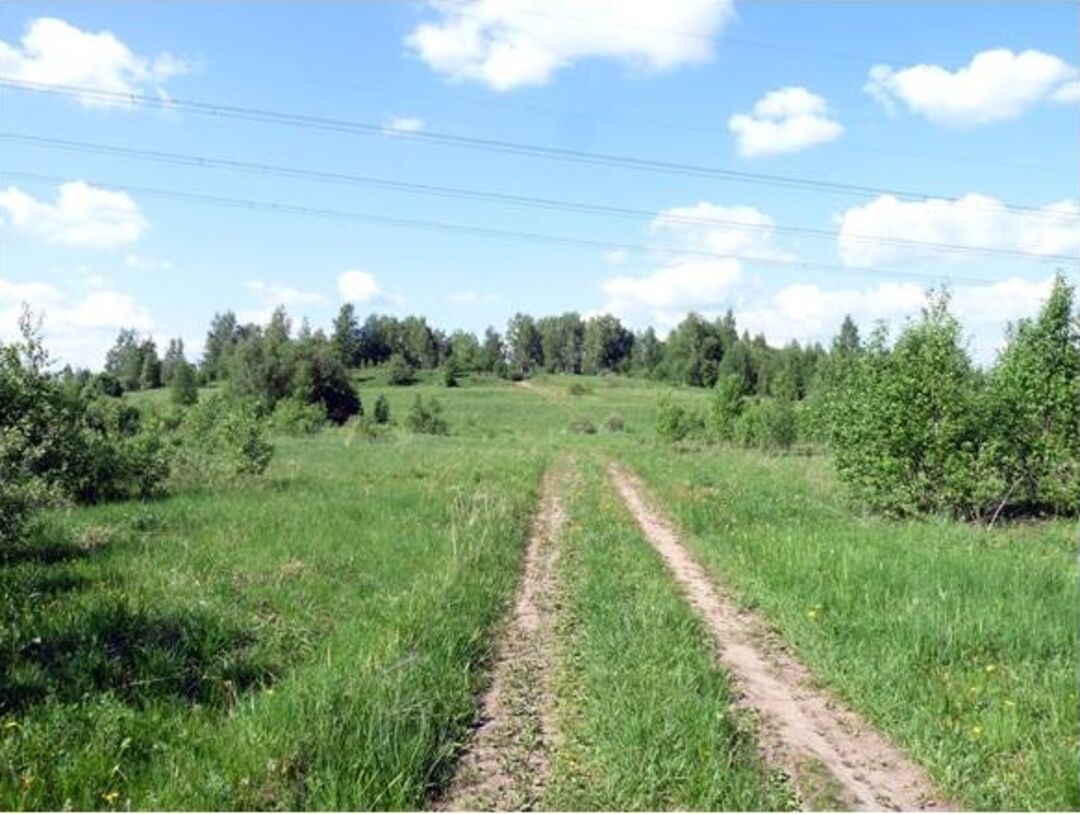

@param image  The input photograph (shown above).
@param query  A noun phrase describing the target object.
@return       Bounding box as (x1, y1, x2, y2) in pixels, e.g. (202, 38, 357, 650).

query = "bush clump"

(567, 381, 591, 396)
(406, 395, 448, 435)
(373, 394, 391, 424)
(655, 394, 704, 442)
(734, 399, 797, 451)
(604, 415, 625, 433)
(171, 394, 274, 487)
(387, 353, 417, 386)
(271, 397, 327, 436)
(570, 418, 597, 435)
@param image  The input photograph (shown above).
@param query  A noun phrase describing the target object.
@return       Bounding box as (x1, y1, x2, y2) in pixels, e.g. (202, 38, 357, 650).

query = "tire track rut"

(608, 461, 949, 812)
(441, 466, 566, 811)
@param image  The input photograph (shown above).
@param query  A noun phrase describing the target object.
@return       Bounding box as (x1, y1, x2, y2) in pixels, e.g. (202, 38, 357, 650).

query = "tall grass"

(618, 444, 1080, 810)
(545, 458, 793, 811)
(1, 432, 545, 809)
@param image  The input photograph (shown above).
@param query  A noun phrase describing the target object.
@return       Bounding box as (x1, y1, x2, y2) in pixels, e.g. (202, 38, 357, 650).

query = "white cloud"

(735, 275, 1059, 363)
(406, 0, 735, 91)
(447, 290, 499, 304)
(337, 269, 383, 303)
(0, 16, 188, 108)
(728, 86, 843, 157)
(381, 115, 426, 135)
(836, 194, 1080, 267)
(246, 279, 327, 307)
(604, 247, 628, 267)
(864, 48, 1078, 126)
(650, 201, 794, 261)
(0, 182, 147, 248)
(1052, 78, 1080, 104)
(0, 277, 154, 368)
(124, 253, 173, 272)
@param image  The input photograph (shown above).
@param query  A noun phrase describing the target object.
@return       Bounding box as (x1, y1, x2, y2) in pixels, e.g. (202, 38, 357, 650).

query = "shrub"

(982, 273, 1079, 516)
(735, 399, 797, 451)
(171, 394, 273, 487)
(373, 394, 391, 424)
(271, 397, 327, 436)
(387, 353, 417, 386)
(291, 342, 361, 424)
(443, 364, 459, 388)
(570, 418, 597, 435)
(604, 415, 625, 433)
(405, 395, 448, 435)
(567, 381, 591, 396)
(170, 361, 199, 406)
(72, 397, 171, 502)
(821, 295, 989, 517)
(707, 374, 744, 441)
(656, 394, 704, 442)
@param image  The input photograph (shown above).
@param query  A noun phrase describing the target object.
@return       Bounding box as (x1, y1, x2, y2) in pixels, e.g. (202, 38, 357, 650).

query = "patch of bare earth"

(440, 467, 566, 811)
(513, 380, 561, 400)
(607, 462, 949, 812)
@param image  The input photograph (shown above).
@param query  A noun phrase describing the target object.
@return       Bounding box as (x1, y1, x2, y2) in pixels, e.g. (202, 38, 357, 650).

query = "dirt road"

(608, 461, 948, 812)
(441, 466, 566, 811)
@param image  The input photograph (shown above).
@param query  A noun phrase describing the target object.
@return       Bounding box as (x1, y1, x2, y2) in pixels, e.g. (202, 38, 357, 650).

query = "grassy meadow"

(3, 372, 1077, 810)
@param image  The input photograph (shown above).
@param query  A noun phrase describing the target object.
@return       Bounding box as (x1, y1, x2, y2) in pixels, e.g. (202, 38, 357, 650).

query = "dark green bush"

(570, 418, 597, 435)
(373, 394, 391, 424)
(604, 415, 625, 433)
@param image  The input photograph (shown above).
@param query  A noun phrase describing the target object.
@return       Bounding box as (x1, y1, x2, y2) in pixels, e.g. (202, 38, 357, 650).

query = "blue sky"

(1, 0, 1077, 368)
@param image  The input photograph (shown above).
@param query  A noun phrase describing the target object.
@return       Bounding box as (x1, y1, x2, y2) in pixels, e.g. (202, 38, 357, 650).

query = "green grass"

(2, 430, 545, 809)
(545, 458, 793, 810)
(6, 372, 1078, 810)
(616, 444, 1080, 810)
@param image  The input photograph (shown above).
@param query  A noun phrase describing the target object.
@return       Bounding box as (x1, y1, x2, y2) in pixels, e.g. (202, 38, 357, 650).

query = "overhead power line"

(1, 78, 1071, 220)
(4, 131, 1076, 265)
(1, 169, 1023, 286)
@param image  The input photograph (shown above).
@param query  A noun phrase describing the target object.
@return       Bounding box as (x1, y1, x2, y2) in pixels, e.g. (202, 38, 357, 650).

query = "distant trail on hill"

(607, 461, 949, 812)
(440, 465, 567, 811)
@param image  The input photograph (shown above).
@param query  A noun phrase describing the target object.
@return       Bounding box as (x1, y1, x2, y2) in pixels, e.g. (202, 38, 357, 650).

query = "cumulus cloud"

(650, 201, 795, 261)
(0, 16, 188, 107)
(406, 0, 735, 91)
(735, 275, 1059, 363)
(836, 194, 1080, 267)
(597, 200, 796, 327)
(728, 86, 843, 157)
(246, 279, 327, 307)
(603, 258, 741, 316)
(0, 276, 154, 368)
(0, 182, 147, 248)
(337, 269, 384, 303)
(864, 48, 1078, 126)
(381, 115, 426, 135)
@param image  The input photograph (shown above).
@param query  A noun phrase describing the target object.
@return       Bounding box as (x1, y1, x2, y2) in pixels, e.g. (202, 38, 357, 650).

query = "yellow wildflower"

(970, 725, 983, 738)
(985, 664, 997, 674)
(102, 791, 120, 805)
